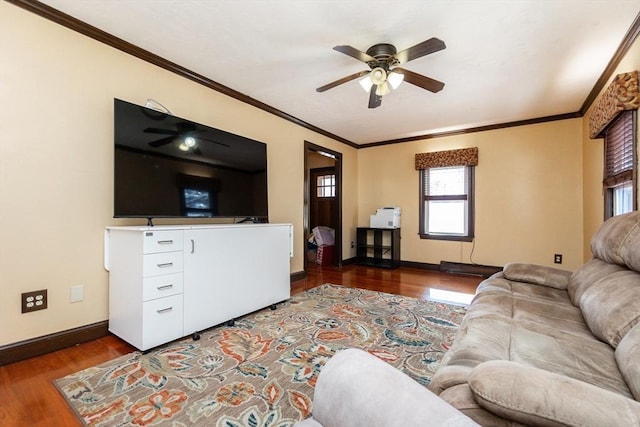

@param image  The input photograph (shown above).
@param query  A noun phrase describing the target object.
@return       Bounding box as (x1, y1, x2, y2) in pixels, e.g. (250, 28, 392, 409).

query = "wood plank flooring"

(0, 264, 481, 427)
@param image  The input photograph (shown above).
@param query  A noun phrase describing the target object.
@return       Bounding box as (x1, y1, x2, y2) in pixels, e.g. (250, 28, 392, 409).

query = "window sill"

(419, 233, 474, 242)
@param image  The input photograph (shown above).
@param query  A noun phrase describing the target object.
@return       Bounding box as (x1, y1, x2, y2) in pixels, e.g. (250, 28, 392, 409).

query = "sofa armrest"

(302, 348, 478, 427)
(468, 360, 640, 426)
(502, 263, 572, 289)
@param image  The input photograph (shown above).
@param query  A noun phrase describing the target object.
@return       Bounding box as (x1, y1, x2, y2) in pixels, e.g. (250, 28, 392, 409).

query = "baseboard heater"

(439, 261, 503, 278)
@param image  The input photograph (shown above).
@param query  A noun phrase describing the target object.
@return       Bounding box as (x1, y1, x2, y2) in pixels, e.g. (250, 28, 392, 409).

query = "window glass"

(317, 174, 335, 198)
(613, 182, 633, 216)
(428, 167, 465, 195)
(428, 200, 466, 234)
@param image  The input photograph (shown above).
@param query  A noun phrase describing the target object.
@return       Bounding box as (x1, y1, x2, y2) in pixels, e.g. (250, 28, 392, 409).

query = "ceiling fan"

(316, 38, 446, 108)
(144, 122, 228, 154)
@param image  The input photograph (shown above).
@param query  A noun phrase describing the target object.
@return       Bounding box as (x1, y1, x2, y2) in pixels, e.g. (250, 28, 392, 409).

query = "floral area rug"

(55, 284, 467, 426)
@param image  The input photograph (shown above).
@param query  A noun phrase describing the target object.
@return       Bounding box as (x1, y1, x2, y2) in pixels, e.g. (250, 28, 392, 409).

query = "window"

(316, 174, 335, 198)
(603, 110, 636, 218)
(419, 165, 474, 241)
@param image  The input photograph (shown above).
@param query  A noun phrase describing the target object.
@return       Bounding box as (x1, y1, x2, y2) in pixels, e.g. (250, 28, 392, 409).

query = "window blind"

(604, 110, 634, 187)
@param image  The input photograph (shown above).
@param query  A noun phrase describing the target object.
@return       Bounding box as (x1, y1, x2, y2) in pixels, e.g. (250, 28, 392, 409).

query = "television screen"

(113, 98, 268, 220)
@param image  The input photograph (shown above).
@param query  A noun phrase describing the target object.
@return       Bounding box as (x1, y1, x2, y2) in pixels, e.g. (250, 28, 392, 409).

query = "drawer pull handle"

(156, 306, 173, 314)
(157, 284, 174, 290)
(157, 262, 174, 268)
(157, 240, 174, 245)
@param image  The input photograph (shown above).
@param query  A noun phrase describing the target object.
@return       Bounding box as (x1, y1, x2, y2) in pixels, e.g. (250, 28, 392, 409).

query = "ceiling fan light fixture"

(375, 81, 390, 96)
(387, 70, 404, 89)
(178, 142, 190, 151)
(358, 74, 373, 92)
(370, 67, 387, 85)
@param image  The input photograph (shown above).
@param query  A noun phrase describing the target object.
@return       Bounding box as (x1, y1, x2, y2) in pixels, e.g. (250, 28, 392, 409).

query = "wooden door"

(310, 167, 337, 232)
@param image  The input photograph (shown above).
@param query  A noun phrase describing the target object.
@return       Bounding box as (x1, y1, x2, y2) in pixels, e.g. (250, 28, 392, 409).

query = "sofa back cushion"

(591, 211, 640, 271)
(568, 258, 626, 306)
(616, 323, 640, 400)
(579, 269, 640, 348)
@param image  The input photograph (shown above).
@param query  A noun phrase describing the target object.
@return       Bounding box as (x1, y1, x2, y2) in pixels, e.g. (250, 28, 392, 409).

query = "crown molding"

(359, 112, 582, 148)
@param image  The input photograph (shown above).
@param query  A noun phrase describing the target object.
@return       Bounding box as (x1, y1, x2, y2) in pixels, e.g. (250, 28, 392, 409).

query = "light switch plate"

(70, 285, 84, 303)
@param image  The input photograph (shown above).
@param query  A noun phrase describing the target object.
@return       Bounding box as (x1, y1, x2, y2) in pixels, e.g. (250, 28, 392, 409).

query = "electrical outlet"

(554, 254, 563, 264)
(21, 289, 48, 313)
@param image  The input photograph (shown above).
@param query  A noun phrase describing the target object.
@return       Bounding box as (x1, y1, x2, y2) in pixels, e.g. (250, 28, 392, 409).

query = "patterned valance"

(415, 147, 478, 170)
(589, 70, 639, 138)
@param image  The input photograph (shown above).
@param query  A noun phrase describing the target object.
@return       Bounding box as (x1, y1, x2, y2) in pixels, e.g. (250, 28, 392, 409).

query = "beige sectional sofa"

(429, 211, 640, 426)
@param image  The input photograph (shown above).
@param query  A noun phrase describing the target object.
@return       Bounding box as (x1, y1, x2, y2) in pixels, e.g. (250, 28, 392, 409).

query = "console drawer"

(143, 252, 183, 277)
(142, 294, 184, 350)
(143, 230, 184, 254)
(143, 273, 183, 301)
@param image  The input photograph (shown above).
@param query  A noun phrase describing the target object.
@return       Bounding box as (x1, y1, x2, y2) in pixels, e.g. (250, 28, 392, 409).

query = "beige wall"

(0, 3, 357, 346)
(582, 37, 640, 259)
(358, 119, 585, 270)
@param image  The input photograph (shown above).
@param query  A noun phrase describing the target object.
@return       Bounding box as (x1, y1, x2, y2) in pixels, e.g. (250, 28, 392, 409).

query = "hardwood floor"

(0, 264, 481, 427)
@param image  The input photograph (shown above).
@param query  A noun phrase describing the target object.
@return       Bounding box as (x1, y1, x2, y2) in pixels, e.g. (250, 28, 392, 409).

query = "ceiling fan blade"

(394, 37, 446, 64)
(333, 45, 377, 63)
(394, 68, 445, 93)
(368, 87, 382, 109)
(144, 127, 177, 135)
(316, 70, 370, 92)
(148, 136, 175, 147)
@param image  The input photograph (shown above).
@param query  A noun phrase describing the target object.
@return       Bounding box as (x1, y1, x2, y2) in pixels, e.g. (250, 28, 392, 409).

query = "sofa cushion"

(507, 320, 631, 396)
(591, 211, 640, 271)
(568, 258, 626, 306)
(579, 269, 640, 348)
(472, 276, 595, 340)
(616, 323, 640, 400)
(468, 360, 640, 427)
(432, 314, 631, 398)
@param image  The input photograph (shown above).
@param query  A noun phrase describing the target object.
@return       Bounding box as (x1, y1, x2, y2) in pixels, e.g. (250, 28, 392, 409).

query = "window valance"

(415, 147, 478, 170)
(589, 70, 639, 139)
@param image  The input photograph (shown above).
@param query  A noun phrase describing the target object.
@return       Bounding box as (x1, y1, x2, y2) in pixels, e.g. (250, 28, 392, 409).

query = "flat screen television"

(113, 98, 268, 221)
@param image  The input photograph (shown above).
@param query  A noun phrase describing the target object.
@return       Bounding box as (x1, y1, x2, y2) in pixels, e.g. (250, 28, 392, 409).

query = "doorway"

(304, 141, 342, 270)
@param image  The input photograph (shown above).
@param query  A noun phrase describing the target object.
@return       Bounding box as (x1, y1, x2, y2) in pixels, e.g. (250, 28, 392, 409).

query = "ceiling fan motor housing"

(366, 43, 399, 68)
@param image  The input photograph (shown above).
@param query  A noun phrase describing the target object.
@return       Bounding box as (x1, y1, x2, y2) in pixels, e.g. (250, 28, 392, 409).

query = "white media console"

(104, 223, 293, 351)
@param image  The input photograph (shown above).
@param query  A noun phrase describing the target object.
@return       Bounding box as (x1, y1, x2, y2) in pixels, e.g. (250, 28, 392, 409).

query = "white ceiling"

(40, 0, 640, 145)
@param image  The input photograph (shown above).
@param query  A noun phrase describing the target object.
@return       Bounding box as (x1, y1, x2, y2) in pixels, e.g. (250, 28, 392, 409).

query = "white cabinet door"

(183, 225, 290, 334)
(262, 225, 292, 304)
(183, 228, 242, 334)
